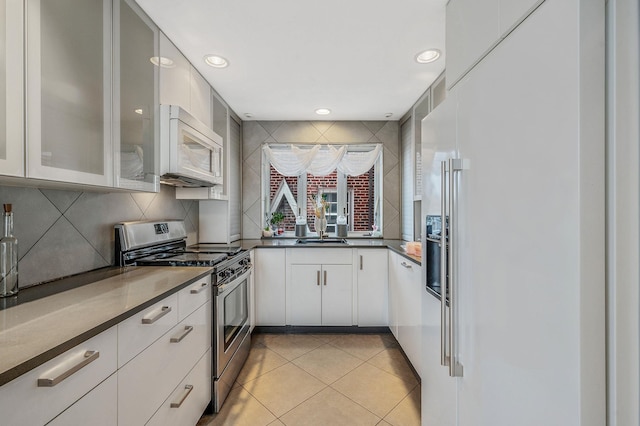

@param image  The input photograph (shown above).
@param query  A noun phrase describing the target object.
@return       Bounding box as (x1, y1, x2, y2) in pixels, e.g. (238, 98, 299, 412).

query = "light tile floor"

(198, 333, 420, 426)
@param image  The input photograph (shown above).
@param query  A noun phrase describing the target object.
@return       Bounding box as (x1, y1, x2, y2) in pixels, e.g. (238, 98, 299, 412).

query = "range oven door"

(214, 269, 250, 376)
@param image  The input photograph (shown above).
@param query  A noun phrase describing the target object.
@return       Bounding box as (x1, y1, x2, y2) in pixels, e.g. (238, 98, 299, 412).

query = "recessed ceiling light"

(315, 108, 331, 115)
(149, 56, 174, 68)
(134, 108, 143, 115)
(415, 49, 441, 64)
(244, 113, 253, 118)
(204, 55, 229, 68)
(384, 113, 393, 118)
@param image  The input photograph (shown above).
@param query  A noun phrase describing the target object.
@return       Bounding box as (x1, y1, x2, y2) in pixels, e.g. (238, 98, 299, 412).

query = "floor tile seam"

(327, 383, 386, 422)
(380, 382, 420, 423)
(325, 341, 386, 361)
(266, 345, 322, 362)
(363, 357, 420, 386)
(238, 358, 294, 387)
(290, 356, 364, 386)
(275, 383, 330, 421)
(235, 382, 282, 423)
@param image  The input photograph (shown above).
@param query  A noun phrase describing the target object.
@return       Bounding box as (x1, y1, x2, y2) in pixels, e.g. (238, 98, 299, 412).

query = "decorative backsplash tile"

(0, 184, 198, 288)
(242, 120, 400, 239)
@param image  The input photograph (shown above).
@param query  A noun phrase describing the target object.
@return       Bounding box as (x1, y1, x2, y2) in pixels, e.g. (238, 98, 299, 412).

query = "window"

(262, 144, 382, 236)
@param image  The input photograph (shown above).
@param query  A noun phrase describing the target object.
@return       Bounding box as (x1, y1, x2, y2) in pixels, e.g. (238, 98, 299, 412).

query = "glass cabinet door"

(26, 0, 112, 186)
(113, 0, 159, 191)
(0, 0, 24, 177)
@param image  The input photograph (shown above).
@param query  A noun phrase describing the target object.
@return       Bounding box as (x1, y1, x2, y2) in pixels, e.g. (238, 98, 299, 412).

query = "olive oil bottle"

(0, 204, 18, 297)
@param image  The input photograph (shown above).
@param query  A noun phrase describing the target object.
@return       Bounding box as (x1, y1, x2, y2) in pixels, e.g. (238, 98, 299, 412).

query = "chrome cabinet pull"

(360, 255, 363, 270)
(440, 160, 448, 368)
(37, 350, 100, 387)
(190, 282, 208, 294)
(401, 261, 412, 269)
(448, 158, 464, 377)
(170, 325, 194, 343)
(141, 305, 172, 324)
(323, 270, 327, 286)
(170, 385, 194, 408)
(317, 270, 320, 286)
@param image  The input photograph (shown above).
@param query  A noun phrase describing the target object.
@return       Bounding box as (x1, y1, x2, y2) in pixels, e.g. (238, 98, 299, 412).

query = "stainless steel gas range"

(115, 220, 251, 413)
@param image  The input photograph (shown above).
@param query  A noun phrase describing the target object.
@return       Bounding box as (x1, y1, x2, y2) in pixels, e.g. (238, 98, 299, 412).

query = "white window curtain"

(263, 143, 381, 177)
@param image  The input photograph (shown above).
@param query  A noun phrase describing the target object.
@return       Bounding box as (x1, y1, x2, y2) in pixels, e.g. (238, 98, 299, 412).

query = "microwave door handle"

(440, 160, 449, 368)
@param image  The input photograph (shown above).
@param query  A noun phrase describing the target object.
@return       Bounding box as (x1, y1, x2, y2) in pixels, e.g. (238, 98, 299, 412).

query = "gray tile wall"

(242, 121, 400, 239)
(0, 184, 198, 287)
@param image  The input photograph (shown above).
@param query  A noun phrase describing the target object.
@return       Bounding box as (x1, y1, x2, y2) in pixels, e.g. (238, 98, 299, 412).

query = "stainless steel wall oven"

(115, 220, 251, 413)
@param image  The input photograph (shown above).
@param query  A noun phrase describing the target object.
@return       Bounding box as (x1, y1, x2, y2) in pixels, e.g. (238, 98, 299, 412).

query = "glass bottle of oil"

(0, 204, 18, 297)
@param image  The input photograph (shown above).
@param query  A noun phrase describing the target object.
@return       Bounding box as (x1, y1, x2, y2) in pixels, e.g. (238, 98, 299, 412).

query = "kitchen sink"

(295, 238, 348, 245)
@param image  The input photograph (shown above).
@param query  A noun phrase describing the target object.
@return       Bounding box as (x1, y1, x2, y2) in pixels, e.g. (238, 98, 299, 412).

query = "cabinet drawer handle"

(190, 282, 208, 294)
(170, 325, 194, 343)
(141, 306, 172, 324)
(324, 270, 327, 286)
(360, 255, 363, 270)
(37, 350, 100, 387)
(170, 384, 194, 408)
(401, 261, 412, 269)
(317, 270, 320, 286)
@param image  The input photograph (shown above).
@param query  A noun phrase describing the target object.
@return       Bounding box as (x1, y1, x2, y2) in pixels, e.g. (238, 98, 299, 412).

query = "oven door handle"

(216, 269, 251, 296)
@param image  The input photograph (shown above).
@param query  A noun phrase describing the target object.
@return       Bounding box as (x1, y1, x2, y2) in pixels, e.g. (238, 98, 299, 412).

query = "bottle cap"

(3, 204, 11, 213)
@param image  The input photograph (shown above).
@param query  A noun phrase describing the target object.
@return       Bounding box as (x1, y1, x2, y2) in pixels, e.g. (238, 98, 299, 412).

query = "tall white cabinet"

(422, 1, 604, 424)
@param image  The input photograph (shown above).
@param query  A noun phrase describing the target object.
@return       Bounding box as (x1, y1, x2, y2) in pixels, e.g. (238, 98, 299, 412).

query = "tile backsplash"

(0, 184, 198, 288)
(242, 121, 401, 239)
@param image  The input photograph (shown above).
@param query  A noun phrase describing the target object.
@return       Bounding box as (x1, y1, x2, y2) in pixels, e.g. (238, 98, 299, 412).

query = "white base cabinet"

(147, 349, 212, 426)
(289, 264, 353, 326)
(254, 248, 287, 326)
(355, 249, 388, 326)
(0, 326, 117, 426)
(118, 300, 211, 425)
(389, 251, 422, 374)
(48, 373, 117, 426)
(286, 248, 353, 326)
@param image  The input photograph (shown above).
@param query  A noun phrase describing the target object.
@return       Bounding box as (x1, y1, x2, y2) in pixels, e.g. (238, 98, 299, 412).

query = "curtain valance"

(263, 143, 382, 177)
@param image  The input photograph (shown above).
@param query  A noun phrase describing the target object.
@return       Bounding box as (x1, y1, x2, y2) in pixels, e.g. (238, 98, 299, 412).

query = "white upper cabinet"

(159, 32, 191, 110)
(189, 67, 212, 129)
(113, 0, 159, 192)
(26, 0, 113, 187)
(446, 0, 545, 88)
(158, 33, 212, 129)
(0, 0, 23, 177)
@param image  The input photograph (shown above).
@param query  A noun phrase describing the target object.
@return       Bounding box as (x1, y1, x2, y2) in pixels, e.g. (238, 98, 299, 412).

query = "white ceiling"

(135, 0, 447, 121)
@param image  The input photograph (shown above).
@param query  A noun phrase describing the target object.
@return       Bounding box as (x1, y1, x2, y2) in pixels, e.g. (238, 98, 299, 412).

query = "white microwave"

(159, 105, 223, 187)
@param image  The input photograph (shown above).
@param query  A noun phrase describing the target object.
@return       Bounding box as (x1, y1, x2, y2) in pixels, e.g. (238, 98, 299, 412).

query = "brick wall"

(269, 166, 373, 232)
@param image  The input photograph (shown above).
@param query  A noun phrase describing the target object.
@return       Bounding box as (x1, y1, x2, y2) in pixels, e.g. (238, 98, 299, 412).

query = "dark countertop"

(0, 266, 212, 386)
(226, 238, 422, 266)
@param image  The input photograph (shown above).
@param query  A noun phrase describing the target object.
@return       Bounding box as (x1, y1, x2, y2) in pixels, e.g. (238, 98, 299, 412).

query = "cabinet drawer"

(147, 349, 212, 426)
(287, 248, 353, 264)
(0, 326, 117, 426)
(178, 274, 211, 322)
(48, 373, 117, 426)
(118, 300, 211, 426)
(117, 293, 179, 367)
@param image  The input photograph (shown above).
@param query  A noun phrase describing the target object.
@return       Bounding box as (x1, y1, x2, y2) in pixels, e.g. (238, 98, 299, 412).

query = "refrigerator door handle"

(440, 160, 449, 368)
(448, 158, 464, 377)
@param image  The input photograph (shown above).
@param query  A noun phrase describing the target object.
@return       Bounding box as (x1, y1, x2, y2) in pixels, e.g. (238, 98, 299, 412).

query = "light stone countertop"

(0, 266, 212, 386)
